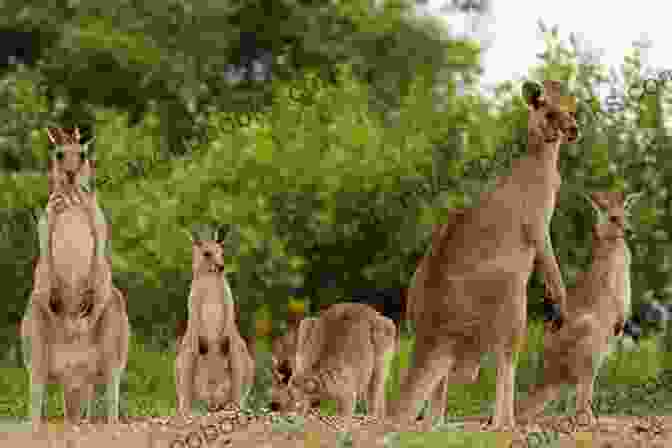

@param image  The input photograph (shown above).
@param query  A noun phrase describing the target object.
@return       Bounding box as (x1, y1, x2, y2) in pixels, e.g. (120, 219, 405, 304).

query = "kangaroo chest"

(491, 159, 561, 233)
(191, 277, 234, 342)
(606, 245, 632, 317)
(51, 206, 95, 286)
(527, 166, 561, 227)
(199, 298, 228, 342)
(592, 245, 632, 322)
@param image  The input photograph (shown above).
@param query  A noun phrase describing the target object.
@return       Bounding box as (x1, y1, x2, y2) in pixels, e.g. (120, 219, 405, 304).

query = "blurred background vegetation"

(1, 0, 672, 418)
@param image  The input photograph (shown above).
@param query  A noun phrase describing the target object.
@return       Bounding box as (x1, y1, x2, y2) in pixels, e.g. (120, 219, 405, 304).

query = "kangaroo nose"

(567, 126, 578, 141)
(216, 264, 225, 273)
(66, 171, 76, 184)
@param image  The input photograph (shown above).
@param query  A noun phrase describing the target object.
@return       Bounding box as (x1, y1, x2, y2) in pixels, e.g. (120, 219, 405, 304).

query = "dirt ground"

(1, 414, 670, 447)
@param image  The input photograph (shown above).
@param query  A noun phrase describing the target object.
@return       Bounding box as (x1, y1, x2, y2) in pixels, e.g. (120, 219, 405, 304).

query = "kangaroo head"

(287, 371, 324, 410)
(189, 225, 236, 275)
(270, 371, 320, 413)
(46, 127, 95, 194)
(523, 80, 580, 146)
(192, 238, 226, 274)
(584, 191, 642, 241)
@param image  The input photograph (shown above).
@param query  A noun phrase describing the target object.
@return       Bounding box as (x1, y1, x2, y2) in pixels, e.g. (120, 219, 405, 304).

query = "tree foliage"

(0, 9, 670, 354)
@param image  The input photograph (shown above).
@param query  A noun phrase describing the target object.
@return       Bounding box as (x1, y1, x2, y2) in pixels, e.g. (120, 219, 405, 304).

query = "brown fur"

(175, 232, 254, 413)
(271, 313, 303, 382)
(516, 192, 636, 424)
(269, 321, 317, 412)
(404, 212, 480, 427)
(389, 80, 580, 429)
(282, 303, 396, 429)
(176, 300, 249, 349)
(22, 127, 128, 431)
(44, 127, 104, 323)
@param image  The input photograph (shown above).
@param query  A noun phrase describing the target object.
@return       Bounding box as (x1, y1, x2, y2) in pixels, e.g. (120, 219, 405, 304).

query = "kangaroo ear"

(59, 127, 80, 144)
(589, 192, 607, 209)
(582, 193, 606, 225)
(191, 233, 202, 246)
(215, 224, 231, 245)
(542, 80, 563, 105)
(593, 223, 607, 240)
(217, 224, 240, 250)
(183, 227, 200, 245)
(47, 127, 63, 145)
(613, 191, 626, 204)
(82, 136, 95, 155)
(522, 81, 544, 107)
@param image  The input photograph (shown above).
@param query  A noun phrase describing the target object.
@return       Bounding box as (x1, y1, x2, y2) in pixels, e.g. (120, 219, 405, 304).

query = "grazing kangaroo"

(388, 80, 581, 430)
(282, 303, 396, 431)
(175, 225, 254, 413)
(516, 191, 640, 425)
(22, 127, 129, 431)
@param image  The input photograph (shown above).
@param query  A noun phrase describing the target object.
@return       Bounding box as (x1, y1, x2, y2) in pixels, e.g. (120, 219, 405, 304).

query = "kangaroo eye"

(610, 216, 619, 223)
(204, 251, 212, 258)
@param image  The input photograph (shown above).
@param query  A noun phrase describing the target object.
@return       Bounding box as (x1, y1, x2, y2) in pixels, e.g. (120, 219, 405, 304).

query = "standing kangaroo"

(22, 127, 129, 431)
(175, 225, 254, 414)
(516, 191, 640, 425)
(389, 80, 580, 430)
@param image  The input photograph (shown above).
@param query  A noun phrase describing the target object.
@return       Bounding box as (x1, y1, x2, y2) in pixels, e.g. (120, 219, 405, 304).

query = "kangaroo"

(175, 225, 254, 413)
(388, 80, 581, 430)
(404, 212, 479, 428)
(516, 191, 640, 425)
(22, 127, 129, 431)
(281, 303, 396, 431)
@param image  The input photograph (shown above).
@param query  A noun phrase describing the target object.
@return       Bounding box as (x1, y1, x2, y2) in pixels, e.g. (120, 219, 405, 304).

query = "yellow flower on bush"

(288, 298, 307, 314)
(255, 305, 273, 337)
(255, 317, 272, 337)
